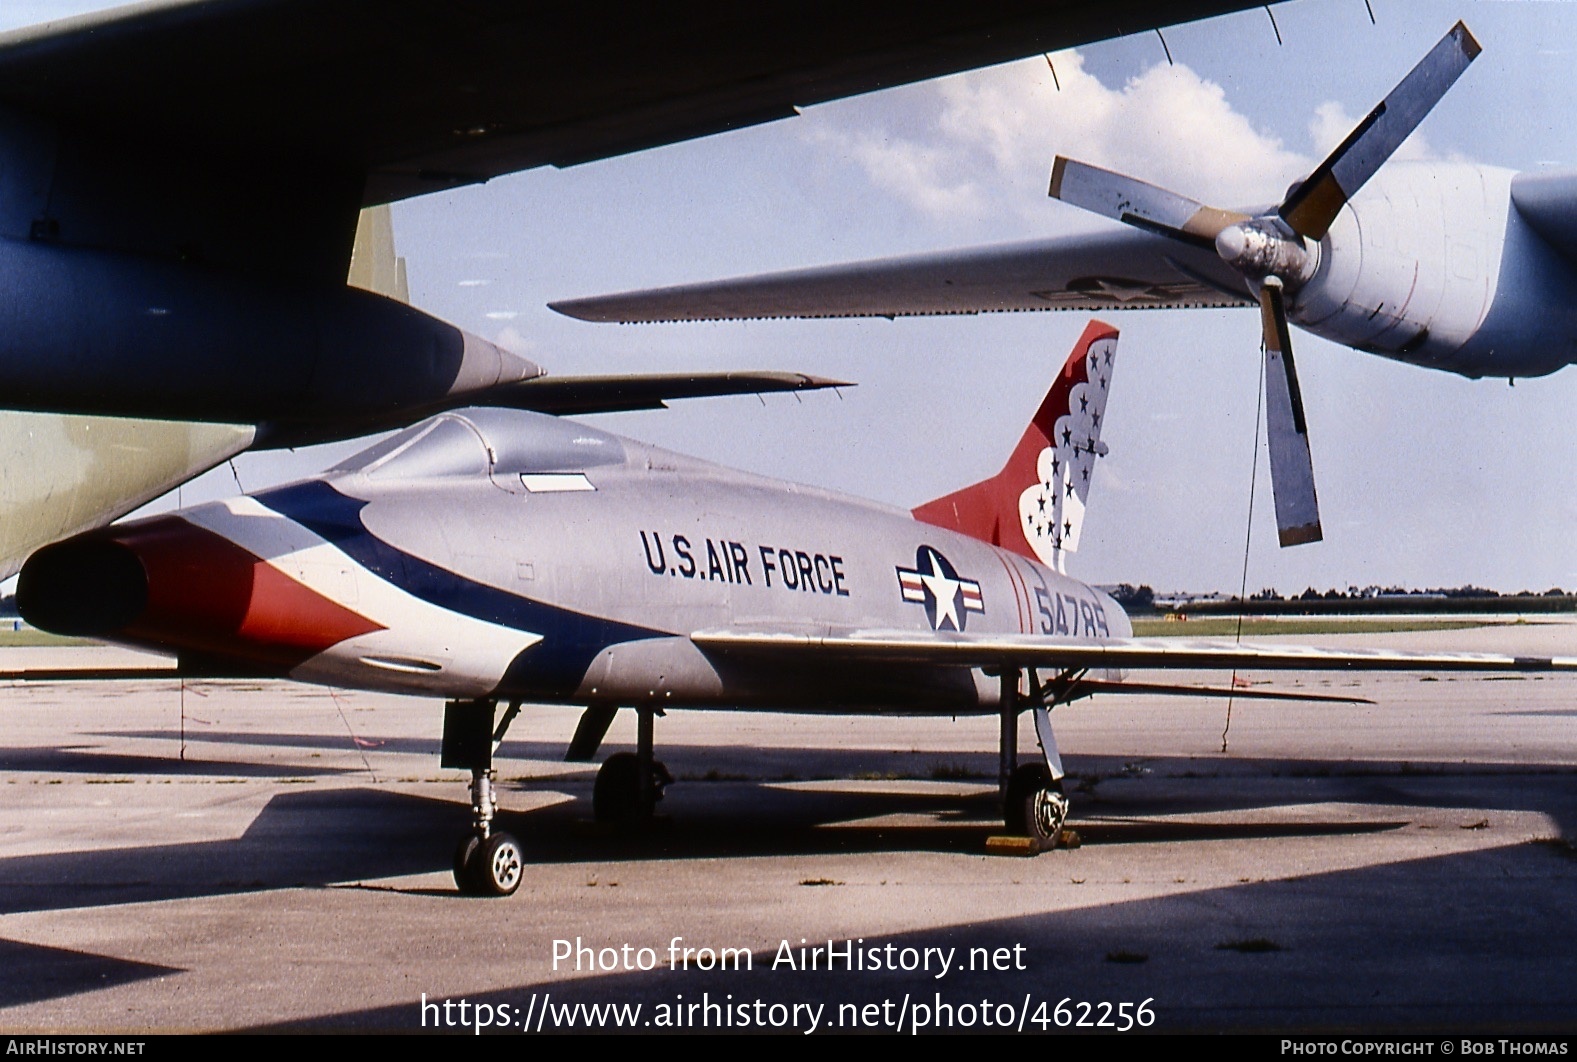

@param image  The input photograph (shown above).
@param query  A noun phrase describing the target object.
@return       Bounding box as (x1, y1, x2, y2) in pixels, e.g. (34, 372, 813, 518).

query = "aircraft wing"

(691, 629, 1577, 673)
(550, 228, 1253, 323)
(490, 371, 852, 416)
(0, 0, 1261, 209)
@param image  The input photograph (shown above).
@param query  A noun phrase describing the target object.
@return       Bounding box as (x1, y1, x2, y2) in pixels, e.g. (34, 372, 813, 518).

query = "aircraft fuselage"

(18, 408, 1129, 715)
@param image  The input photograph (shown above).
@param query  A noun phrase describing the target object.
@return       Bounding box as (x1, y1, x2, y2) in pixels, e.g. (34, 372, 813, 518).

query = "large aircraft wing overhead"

(0, 0, 1261, 208)
(550, 229, 1253, 323)
(692, 630, 1577, 674)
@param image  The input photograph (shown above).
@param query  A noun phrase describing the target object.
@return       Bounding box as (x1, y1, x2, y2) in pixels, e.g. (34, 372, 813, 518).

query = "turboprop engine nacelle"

(1292, 162, 1577, 379)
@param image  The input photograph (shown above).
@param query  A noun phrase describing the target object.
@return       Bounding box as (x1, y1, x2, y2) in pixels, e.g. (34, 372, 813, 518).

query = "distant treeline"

(1108, 584, 1577, 617)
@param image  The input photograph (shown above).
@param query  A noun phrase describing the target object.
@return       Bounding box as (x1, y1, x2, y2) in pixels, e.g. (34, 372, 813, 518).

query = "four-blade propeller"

(1049, 21, 1480, 546)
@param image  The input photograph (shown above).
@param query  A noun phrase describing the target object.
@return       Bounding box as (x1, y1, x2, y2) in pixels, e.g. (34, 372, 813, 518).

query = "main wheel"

(1005, 763, 1069, 852)
(473, 832, 525, 897)
(593, 753, 672, 826)
(593, 752, 640, 824)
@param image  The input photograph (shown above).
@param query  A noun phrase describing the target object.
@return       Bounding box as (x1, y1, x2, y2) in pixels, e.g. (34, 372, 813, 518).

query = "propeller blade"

(1259, 278, 1322, 547)
(1280, 20, 1480, 240)
(1050, 157, 1247, 251)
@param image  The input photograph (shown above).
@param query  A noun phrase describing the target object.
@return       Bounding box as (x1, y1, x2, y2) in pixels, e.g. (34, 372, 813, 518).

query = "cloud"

(809, 127, 989, 218)
(805, 51, 1457, 227)
(492, 325, 534, 353)
(1307, 101, 1455, 163)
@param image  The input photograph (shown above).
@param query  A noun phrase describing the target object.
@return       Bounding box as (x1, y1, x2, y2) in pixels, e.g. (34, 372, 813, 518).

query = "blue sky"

(7, 0, 1576, 595)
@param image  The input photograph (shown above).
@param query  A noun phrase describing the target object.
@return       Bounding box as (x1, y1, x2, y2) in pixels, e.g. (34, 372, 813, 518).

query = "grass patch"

(1131, 618, 1497, 638)
(799, 878, 843, 887)
(0, 628, 98, 648)
(1215, 938, 1282, 953)
(929, 762, 981, 781)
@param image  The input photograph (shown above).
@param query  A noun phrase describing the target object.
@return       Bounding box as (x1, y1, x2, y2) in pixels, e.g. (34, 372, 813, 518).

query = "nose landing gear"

(444, 698, 525, 896)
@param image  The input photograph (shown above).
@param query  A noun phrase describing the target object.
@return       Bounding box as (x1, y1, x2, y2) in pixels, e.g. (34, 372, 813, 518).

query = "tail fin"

(347, 205, 410, 303)
(912, 320, 1118, 571)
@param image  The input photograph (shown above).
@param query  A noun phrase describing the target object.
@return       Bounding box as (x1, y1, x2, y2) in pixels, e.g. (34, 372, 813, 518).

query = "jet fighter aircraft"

(553, 22, 1577, 553)
(14, 321, 1574, 897)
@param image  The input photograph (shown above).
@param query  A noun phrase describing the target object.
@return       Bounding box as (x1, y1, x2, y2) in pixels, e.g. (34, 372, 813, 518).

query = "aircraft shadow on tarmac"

(0, 939, 180, 1011)
(4, 754, 1575, 1023)
(0, 770, 1413, 920)
(3, 746, 1572, 917)
(263, 830, 1577, 1033)
(99, 728, 453, 759)
(0, 743, 351, 778)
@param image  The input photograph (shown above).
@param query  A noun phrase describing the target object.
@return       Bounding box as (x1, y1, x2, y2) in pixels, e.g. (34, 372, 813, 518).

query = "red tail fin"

(912, 320, 1118, 570)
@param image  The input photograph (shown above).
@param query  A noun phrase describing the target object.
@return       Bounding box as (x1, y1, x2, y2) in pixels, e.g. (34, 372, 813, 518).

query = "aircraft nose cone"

(17, 514, 382, 671)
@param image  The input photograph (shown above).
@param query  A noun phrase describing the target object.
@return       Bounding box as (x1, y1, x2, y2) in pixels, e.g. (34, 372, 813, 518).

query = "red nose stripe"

(115, 516, 384, 669)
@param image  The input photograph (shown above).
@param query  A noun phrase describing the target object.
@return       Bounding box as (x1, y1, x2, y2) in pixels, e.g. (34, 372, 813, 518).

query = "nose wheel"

(443, 698, 526, 897)
(454, 827, 524, 897)
(451, 767, 526, 896)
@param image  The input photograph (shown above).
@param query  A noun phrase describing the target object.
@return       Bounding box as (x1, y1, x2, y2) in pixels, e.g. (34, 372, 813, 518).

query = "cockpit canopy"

(334, 408, 629, 481)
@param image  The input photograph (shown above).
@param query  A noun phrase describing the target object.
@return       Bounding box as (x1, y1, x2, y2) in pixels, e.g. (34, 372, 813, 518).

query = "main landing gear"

(569, 703, 671, 828)
(443, 698, 524, 896)
(998, 668, 1074, 852)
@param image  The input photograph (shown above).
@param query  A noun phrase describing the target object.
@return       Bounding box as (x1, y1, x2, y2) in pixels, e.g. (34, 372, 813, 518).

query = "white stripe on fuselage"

(182, 496, 541, 696)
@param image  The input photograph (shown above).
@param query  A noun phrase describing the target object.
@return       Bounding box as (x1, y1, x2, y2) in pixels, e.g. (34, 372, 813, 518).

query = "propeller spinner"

(1049, 21, 1480, 547)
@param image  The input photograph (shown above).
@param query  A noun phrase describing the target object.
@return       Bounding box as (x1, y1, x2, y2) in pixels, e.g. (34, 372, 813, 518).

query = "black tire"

(453, 834, 482, 895)
(473, 832, 525, 897)
(1004, 763, 1068, 851)
(593, 752, 645, 825)
(652, 759, 674, 795)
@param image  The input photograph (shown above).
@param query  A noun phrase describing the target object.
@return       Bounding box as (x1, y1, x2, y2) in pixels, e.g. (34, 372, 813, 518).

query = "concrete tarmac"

(0, 618, 1574, 1034)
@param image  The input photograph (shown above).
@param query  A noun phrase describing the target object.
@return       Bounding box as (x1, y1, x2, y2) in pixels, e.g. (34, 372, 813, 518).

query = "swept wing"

(551, 229, 1252, 323)
(692, 629, 1576, 673)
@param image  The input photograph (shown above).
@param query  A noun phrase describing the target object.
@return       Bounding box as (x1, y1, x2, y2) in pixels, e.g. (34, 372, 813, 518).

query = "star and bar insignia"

(896, 546, 984, 631)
